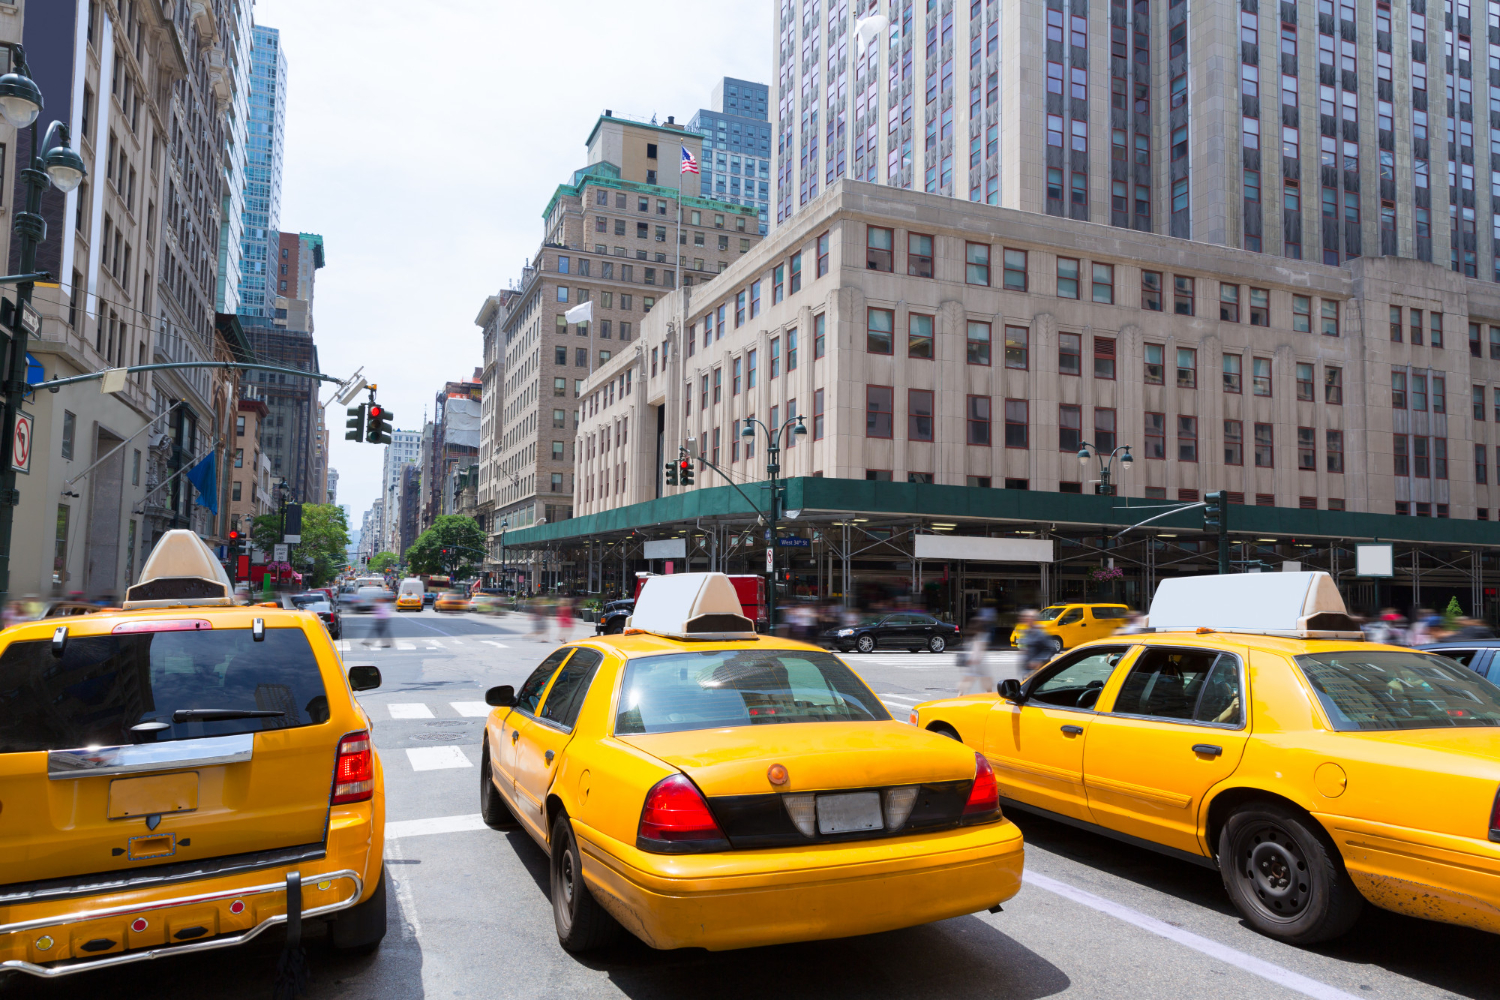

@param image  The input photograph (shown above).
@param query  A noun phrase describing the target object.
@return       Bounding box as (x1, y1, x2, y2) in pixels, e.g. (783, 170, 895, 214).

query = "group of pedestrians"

(1361, 607, 1495, 645)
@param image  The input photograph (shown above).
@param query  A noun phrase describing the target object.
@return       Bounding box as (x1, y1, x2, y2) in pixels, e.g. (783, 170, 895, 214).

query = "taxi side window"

(1028, 646, 1132, 709)
(517, 648, 573, 715)
(1058, 608, 1085, 625)
(538, 648, 603, 731)
(1112, 648, 1242, 726)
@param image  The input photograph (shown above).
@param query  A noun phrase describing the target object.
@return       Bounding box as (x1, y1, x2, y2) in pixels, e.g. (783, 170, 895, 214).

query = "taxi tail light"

(962, 752, 1001, 822)
(637, 774, 730, 853)
(332, 731, 374, 804)
(1490, 786, 1500, 843)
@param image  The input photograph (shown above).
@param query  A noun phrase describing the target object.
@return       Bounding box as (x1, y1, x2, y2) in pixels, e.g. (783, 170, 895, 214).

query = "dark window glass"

(516, 648, 572, 715)
(538, 648, 603, 730)
(1295, 651, 1500, 730)
(1112, 647, 1242, 724)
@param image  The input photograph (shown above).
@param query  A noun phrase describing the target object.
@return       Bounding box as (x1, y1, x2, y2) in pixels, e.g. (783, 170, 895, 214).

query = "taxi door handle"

(544, 750, 555, 765)
(1060, 725, 1084, 736)
(511, 730, 520, 743)
(1192, 743, 1223, 757)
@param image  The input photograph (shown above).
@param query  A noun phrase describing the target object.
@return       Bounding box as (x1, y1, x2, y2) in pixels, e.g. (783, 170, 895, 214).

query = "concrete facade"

(576, 180, 1500, 522)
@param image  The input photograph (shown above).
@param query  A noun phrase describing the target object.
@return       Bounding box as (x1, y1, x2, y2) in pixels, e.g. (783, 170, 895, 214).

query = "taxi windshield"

(615, 649, 891, 735)
(0, 628, 330, 752)
(1294, 651, 1500, 731)
(1035, 606, 1067, 622)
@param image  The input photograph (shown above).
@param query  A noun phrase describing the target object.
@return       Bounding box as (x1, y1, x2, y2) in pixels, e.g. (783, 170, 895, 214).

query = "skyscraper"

(239, 24, 287, 319)
(688, 78, 773, 234)
(216, 0, 253, 314)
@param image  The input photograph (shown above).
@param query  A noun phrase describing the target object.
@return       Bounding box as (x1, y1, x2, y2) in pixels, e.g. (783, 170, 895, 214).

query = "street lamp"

(498, 518, 509, 597)
(0, 44, 87, 603)
(741, 414, 807, 631)
(1076, 442, 1134, 496)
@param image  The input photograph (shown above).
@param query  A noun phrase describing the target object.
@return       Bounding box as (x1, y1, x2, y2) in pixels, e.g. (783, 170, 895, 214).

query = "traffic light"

(1203, 491, 1224, 532)
(678, 457, 694, 485)
(664, 461, 678, 486)
(367, 404, 391, 445)
(344, 403, 366, 442)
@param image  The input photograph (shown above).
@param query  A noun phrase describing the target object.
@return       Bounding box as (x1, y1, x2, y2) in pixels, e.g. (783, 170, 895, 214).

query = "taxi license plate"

(816, 791, 882, 834)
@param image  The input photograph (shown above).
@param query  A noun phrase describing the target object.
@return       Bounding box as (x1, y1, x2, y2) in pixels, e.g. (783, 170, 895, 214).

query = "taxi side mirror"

(348, 665, 382, 692)
(998, 678, 1026, 703)
(486, 684, 517, 707)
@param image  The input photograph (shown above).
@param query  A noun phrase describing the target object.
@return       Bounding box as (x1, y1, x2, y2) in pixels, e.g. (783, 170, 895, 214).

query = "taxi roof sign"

(627, 572, 757, 641)
(122, 529, 234, 609)
(1145, 571, 1362, 639)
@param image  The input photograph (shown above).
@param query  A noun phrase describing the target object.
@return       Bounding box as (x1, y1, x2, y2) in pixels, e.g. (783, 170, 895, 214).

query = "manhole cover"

(412, 733, 465, 742)
(424, 721, 468, 728)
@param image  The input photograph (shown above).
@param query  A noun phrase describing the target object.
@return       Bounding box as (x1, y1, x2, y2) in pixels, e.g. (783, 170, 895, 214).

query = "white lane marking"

(1026, 872, 1362, 1000)
(386, 813, 488, 839)
(336, 640, 351, 652)
(383, 835, 424, 941)
(405, 746, 473, 771)
(448, 639, 465, 646)
(879, 693, 919, 705)
(427, 639, 446, 647)
(450, 701, 491, 717)
(395, 641, 416, 650)
(388, 703, 434, 719)
(481, 640, 509, 648)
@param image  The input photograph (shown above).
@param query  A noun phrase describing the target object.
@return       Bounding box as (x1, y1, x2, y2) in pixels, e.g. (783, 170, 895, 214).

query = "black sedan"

(1420, 639, 1500, 681)
(823, 612, 959, 654)
(595, 598, 635, 635)
(289, 592, 342, 640)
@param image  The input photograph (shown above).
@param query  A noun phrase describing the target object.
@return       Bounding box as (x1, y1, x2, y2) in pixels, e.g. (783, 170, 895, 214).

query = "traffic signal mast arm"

(675, 446, 768, 519)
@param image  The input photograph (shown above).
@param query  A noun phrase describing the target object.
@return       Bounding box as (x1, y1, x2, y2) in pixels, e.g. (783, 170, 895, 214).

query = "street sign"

(1356, 544, 1394, 577)
(11, 409, 31, 474)
(778, 537, 810, 547)
(765, 547, 774, 573)
(273, 543, 288, 562)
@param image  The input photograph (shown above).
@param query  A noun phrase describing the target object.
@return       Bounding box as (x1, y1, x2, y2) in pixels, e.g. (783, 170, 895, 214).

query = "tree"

(368, 551, 400, 574)
(250, 504, 350, 588)
(405, 515, 486, 578)
(1444, 596, 1464, 625)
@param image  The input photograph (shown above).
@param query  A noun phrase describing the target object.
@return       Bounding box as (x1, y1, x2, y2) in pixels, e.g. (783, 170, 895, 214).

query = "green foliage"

(405, 515, 486, 578)
(1444, 596, 1464, 624)
(249, 505, 350, 588)
(368, 551, 400, 574)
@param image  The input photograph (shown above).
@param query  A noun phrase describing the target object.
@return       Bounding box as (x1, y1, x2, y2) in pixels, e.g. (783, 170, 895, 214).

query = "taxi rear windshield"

(616, 650, 890, 735)
(1294, 651, 1500, 731)
(0, 629, 330, 753)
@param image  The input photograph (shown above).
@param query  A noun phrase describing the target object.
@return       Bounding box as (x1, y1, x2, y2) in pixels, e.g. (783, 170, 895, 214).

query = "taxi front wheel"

(1218, 801, 1363, 944)
(551, 813, 623, 952)
(480, 745, 519, 830)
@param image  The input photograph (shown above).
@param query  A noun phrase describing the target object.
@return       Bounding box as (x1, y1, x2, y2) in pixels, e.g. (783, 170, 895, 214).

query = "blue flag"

(186, 452, 218, 514)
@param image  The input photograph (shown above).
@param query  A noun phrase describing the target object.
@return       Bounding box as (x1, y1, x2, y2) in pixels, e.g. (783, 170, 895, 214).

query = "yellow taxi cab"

(395, 578, 424, 612)
(916, 571, 1500, 944)
(0, 530, 387, 979)
(434, 591, 471, 613)
(476, 572, 1024, 952)
(1010, 602, 1131, 653)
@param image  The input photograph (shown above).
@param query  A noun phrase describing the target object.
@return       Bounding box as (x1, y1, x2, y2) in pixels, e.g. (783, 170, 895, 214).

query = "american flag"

(681, 145, 700, 174)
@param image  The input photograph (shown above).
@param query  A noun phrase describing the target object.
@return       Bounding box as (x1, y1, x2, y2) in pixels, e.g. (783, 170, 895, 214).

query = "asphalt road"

(11, 609, 1496, 1000)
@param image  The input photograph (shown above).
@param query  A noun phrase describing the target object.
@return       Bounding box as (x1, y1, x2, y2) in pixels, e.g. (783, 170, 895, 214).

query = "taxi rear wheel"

(479, 745, 519, 830)
(550, 813, 622, 952)
(1219, 801, 1363, 944)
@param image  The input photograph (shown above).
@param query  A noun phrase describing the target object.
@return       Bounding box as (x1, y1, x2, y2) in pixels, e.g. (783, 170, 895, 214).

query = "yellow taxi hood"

(618, 721, 980, 797)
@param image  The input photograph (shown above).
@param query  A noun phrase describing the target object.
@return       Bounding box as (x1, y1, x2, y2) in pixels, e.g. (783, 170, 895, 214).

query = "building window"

(1176, 348, 1197, 388)
(1003, 248, 1027, 290)
(1325, 366, 1343, 404)
(1292, 295, 1311, 332)
(787, 329, 798, 371)
(817, 231, 830, 275)
(866, 226, 894, 271)
(1249, 287, 1269, 326)
(1092, 263, 1114, 304)
(909, 389, 935, 441)
(1005, 326, 1029, 369)
(770, 337, 781, 378)
(750, 280, 762, 317)
(1060, 404, 1082, 451)
(908, 233, 934, 277)
(813, 389, 825, 440)
(1392, 371, 1407, 409)
(790, 252, 803, 293)
(1321, 300, 1339, 337)
(1177, 416, 1198, 462)
(866, 386, 894, 437)
(1390, 306, 1403, 342)
(1474, 385, 1486, 420)
(1327, 430, 1344, 473)
(1173, 275, 1195, 315)
(1431, 312, 1444, 347)
(967, 322, 991, 365)
(1252, 357, 1272, 396)
(908, 314, 934, 359)
(1224, 420, 1244, 465)
(1220, 284, 1240, 322)
(1144, 344, 1164, 384)
(813, 314, 826, 359)
(867, 308, 894, 354)
(1059, 332, 1081, 376)
(1254, 423, 1274, 467)
(1144, 412, 1166, 458)
(1141, 270, 1163, 311)
(1414, 436, 1430, 478)
(998, 397, 1025, 447)
(1476, 442, 1488, 484)
(1222, 354, 1242, 393)
(1409, 308, 1424, 345)
(966, 243, 990, 285)
(1094, 337, 1116, 379)
(1297, 427, 1316, 470)
(1393, 434, 1410, 475)
(1056, 257, 1080, 298)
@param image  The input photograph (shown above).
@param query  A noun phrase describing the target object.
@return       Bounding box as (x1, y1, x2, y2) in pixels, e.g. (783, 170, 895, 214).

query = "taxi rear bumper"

(576, 817, 1025, 951)
(0, 868, 363, 979)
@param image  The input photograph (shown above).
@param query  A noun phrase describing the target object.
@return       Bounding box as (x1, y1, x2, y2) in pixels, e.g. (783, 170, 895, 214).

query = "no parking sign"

(11, 410, 32, 474)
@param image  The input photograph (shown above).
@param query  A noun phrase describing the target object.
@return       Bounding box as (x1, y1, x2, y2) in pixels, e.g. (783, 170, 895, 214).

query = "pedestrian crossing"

(379, 701, 494, 720)
(335, 638, 510, 653)
(845, 650, 1024, 671)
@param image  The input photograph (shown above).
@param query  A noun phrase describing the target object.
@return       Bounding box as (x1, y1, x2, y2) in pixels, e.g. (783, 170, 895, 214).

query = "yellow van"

(1010, 603, 1131, 653)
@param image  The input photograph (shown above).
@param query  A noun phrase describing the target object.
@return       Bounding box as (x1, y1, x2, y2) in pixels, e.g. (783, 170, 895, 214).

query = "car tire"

(479, 744, 519, 830)
(1218, 800, 1363, 945)
(1048, 637, 1064, 655)
(856, 634, 876, 653)
(551, 812, 622, 953)
(328, 867, 387, 953)
(926, 723, 962, 742)
(928, 635, 947, 654)
(604, 620, 624, 635)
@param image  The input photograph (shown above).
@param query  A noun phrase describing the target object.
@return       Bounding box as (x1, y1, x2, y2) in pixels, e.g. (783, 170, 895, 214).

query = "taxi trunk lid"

(0, 623, 338, 890)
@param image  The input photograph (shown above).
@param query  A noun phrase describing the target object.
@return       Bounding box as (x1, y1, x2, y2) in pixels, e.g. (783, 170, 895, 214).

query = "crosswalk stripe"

(405, 746, 473, 771)
(481, 640, 509, 648)
(396, 641, 416, 650)
(427, 639, 445, 647)
(388, 703, 434, 719)
(450, 701, 491, 718)
(879, 693, 919, 704)
(386, 813, 487, 839)
(336, 640, 351, 652)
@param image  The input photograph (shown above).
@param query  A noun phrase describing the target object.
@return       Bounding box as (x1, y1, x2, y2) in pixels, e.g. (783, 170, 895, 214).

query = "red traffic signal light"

(369, 405, 383, 419)
(228, 530, 240, 541)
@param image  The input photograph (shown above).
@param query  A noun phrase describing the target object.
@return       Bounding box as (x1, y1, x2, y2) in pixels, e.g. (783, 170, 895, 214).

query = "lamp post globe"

(1120, 448, 1134, 468)
(0, 71, 41, 129)
(42, 144, 85, 193)
(1077, 446, 1091, 467)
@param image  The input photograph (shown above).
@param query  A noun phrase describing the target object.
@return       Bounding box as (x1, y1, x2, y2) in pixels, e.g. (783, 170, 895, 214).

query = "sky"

(249, 0, 769, 532)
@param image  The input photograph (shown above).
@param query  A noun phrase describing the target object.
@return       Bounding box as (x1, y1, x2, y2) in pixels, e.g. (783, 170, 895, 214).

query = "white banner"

(643, 538, 686, 560)
(913, 535, 1054, 563)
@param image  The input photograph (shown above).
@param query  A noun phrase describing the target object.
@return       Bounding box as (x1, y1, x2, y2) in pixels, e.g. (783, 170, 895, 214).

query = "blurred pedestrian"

(1115, 611, 1148, 635)
(958, 606, 996, 695)
(1017, 610, 1052, 676)
(365, 595, 392, 649)
(1452, 616, 1496, 640)
(1407, 610, 1437, 646)
(555, 597, 574, 642)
